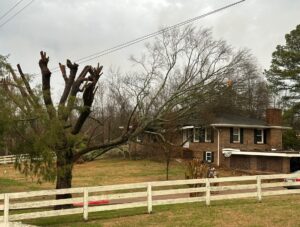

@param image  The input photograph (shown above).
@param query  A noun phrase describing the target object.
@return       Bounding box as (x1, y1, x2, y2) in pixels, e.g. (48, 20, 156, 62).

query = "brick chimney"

(266, 108, 282, 126)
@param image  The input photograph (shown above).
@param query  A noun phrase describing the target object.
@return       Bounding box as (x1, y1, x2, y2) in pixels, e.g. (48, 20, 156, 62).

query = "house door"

(290, 157, 300, 172)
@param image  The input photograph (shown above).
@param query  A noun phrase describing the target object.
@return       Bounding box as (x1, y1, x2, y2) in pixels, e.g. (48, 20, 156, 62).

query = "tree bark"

(55, 148, 74, 209)
(166, 158, 170, 180)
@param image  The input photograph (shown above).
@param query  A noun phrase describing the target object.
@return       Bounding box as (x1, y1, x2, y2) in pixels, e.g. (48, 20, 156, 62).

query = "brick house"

(181, 108, 299, 173)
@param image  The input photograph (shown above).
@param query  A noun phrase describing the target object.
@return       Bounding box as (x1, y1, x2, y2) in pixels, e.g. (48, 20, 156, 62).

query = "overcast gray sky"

(0, 0, 299, 97)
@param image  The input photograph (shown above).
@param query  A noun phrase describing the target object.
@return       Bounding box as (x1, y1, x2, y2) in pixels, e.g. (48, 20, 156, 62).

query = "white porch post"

(217, 129, 220, 166)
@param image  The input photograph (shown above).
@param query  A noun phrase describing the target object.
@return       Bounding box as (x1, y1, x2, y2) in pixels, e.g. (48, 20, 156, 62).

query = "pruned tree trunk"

(166, 158, 170, 180)
(55, 148, 73, 209)
(162, 145, 171, 181)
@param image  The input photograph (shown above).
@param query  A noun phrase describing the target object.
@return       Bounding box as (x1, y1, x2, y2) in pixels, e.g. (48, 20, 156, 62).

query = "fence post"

(256, 176, 262, 202)
(147, 183, 152, 214)
(205, 178, 210, 206)
(83, 188, 89, 221)
(4, 193, 9, 224)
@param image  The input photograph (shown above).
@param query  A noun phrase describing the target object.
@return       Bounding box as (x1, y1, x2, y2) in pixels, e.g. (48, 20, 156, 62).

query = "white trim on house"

(222, 149, 300, 158)
(211, 124, 291, 130)
(183, 124, 291, 130)
(181, 126, 194, 129)
(269, 126, 292, 129)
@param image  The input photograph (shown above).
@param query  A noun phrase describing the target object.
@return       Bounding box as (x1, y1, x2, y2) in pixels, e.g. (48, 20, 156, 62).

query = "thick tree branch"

(6, 65, 33, 109)
(59, 60, 78, 105)
(16, 64, 38, 106)
(73, 135, 127, 161)
(70, 65, 91, 96)
(88, 116, 104, 126)
(61, 65, 92, 122)
(59, 63, 67, 82)
(39, 51, 56, 119)
(1, 79, 28, 113)
(71, 64, 103, 134)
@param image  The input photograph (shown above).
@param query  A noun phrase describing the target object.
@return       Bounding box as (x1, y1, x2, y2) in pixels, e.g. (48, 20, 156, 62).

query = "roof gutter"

(222, 149, 300, 157)
(211, 123, 291, 130)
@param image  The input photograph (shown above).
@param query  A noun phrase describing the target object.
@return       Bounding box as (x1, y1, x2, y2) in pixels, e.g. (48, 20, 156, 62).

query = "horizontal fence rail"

(0, 154, 32, 165)
(0, 154, 56, 165)
(1, 173, 300, 224)
(0, 155, 17, 164)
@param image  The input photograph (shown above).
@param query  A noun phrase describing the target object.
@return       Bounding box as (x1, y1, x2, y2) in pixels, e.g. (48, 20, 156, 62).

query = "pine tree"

(265, 24, 300, 103)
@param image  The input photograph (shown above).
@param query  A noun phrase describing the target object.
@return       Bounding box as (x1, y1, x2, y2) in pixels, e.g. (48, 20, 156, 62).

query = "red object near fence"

(73, 200, 109, 207)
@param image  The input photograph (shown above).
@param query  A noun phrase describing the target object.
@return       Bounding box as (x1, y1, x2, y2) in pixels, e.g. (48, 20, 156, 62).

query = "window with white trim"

(256, 129, 264, 144)
(193, 128, 210, 143)
(204, 151, 214, 163)
(233, 128, 240, 143)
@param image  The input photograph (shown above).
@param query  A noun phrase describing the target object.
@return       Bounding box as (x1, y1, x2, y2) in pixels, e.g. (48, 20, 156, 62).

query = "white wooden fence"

(1, 173, 300, 225)
(0, 154, 55, 165)
(0, 155, 31, 165)
(0, 155, 17, 165)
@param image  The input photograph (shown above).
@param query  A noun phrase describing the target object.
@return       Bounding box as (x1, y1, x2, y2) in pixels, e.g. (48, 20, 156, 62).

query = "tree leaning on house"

(0, 26, 257, 205)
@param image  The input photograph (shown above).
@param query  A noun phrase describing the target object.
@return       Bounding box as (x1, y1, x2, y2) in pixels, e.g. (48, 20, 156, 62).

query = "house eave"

(222, 149, 300, 158)
(211, 123, 291, 130)
(268, 126, 291, 130)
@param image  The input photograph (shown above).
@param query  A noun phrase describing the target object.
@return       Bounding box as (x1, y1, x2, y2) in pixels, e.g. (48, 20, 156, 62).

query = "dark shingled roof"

(213, 113, 267, 126)
(182, 113, 267, 127)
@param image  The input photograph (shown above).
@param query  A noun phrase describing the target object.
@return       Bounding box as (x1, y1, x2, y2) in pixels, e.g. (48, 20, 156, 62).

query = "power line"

(47, 0, 245, 74)
(0, 0, 26, 21)
(0, 0, 35, 29)
(73, 0, 245, 66)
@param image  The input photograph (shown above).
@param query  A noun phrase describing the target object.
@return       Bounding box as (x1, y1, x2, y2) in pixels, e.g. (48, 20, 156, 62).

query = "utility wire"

(0, 0, 35, 29)
(72, 0, 245, 66)
(47, 0, 245, 74)
(0, 0, 26, 21)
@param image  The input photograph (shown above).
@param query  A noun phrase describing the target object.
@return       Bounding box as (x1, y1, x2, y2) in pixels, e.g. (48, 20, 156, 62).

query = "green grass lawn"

(1, 158, 299, 226)
(0, 159, 186, 193)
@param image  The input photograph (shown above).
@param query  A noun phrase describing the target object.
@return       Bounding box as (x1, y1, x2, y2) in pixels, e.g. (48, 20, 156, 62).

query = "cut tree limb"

(71, 65, 103, 135)
(59, 60, 78, 106)
(39, 51, 56, 119)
